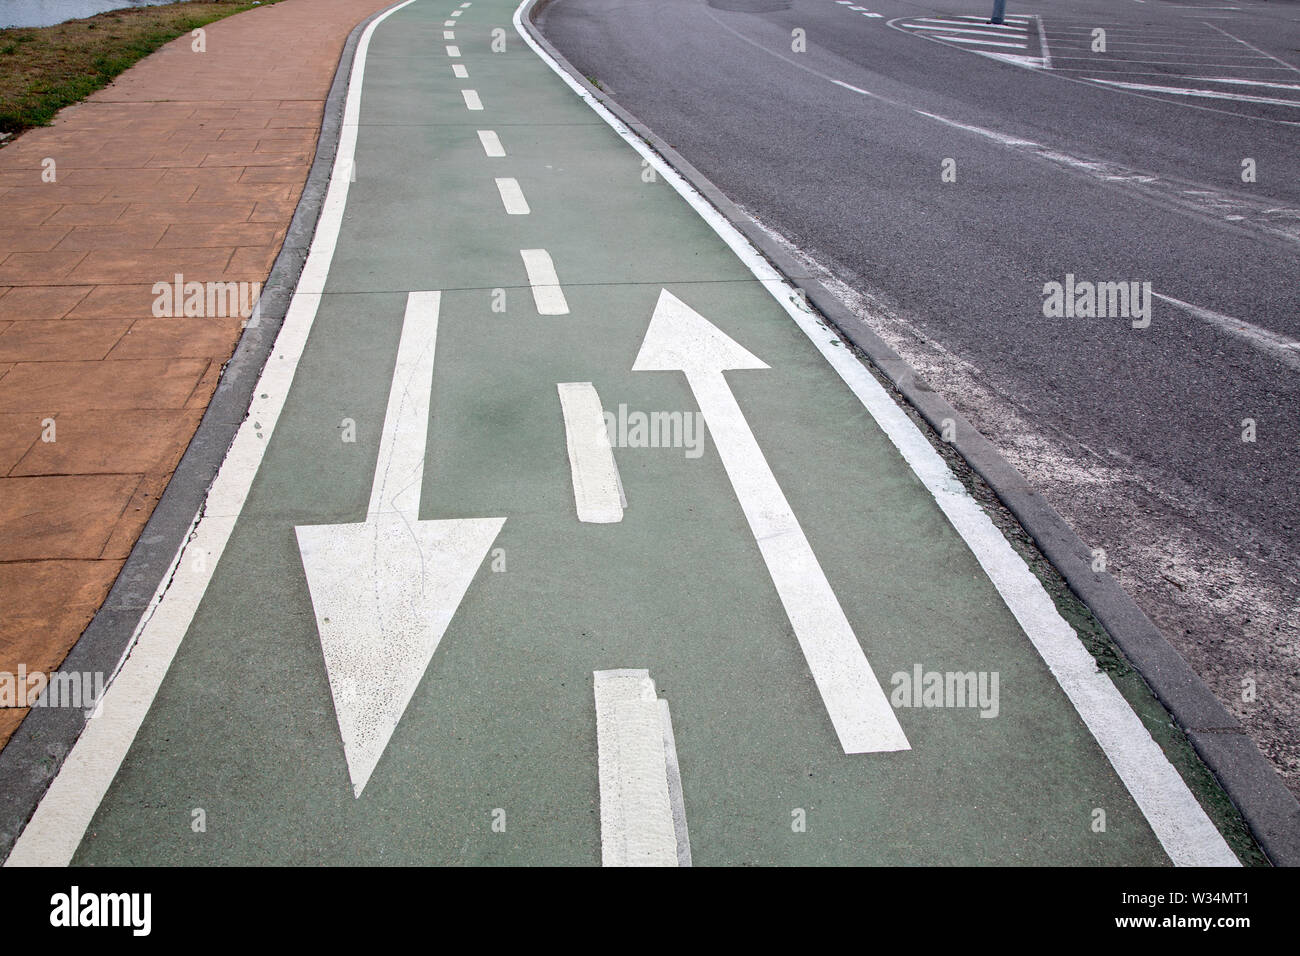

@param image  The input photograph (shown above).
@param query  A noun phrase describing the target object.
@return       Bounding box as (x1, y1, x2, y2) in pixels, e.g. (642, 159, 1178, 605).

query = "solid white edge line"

(514, 0, 1238, 867)
(557, 382, 625, 523)
(3, 0, 422, 868)
(477, 129, 506, 157)
(494, 176, 531, 214)
(519, 248, 569, 314)
(594, 669, 682, 867)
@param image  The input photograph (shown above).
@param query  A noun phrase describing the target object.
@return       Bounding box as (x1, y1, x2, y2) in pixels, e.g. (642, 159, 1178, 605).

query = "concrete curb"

(525, 0, 1299, 866)
(0, 1, 404, 862)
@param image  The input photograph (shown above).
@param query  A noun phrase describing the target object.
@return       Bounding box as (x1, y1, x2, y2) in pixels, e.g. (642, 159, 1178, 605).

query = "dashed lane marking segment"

(494, 177, 530, 214)
(557, 383, 625, 524)
(633, 290, 910, 754)
(477, 129, 505, 156)
(594, 669, 689, 867)
(453, 63, 468, 78)
(519, 248, 569, 315)
(462, 88, 483, 110)
(3, 0, 423, 867)
(294, 291, 507, 797)
(447, 44, 460, 56)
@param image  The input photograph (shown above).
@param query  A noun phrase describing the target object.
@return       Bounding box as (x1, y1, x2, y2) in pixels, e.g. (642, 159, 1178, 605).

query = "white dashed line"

(462, 89, 483, 110)
(520, 248, 569, 315)
(446, 45, 461, 56)
(452, 64, 468, 78)
(494, 177, 530, 214)
(477, 129, 505, 156)
(594, 670, 688, 866)
(557, 383, 625, 523)
(443, 30, 455, 39)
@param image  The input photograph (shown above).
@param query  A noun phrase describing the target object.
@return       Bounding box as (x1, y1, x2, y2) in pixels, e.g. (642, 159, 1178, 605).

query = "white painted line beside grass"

(519, 248, 569, 314)
(557, 383, 625, 523)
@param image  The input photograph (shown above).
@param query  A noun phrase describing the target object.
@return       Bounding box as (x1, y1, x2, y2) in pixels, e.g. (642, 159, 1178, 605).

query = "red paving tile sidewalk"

(0, 0, 395, 748)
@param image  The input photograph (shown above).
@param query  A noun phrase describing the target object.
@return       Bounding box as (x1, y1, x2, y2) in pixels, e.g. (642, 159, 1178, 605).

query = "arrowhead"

(294, 514, 505, 796)
(633, 289, 768, 375)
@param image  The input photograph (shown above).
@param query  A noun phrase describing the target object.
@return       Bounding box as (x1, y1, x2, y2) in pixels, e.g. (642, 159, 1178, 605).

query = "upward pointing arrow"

(295, 291, 505, 797)
(635, 290, 909, 754)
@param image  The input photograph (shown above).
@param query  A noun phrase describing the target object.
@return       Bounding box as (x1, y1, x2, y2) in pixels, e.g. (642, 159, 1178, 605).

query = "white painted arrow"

(295, 291, 505, 797)
(634, 290, 909, 753)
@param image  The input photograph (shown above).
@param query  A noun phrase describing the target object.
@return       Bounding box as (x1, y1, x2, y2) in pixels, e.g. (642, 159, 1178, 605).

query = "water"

(1, 1, 188, 29)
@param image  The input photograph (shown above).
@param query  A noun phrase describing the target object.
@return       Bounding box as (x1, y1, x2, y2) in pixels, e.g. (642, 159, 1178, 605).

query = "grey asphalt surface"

(537, 0, 1300, 793)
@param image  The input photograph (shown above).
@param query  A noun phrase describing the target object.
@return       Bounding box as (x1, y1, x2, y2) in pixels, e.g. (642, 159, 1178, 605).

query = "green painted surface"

(72, 1, 1222, 865)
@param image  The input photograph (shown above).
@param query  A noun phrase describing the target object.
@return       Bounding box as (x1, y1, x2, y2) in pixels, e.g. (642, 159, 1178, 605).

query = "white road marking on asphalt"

(1205, 21, 1300, 74)
(909, 24, 1026, 36)
(916, 18, 1024, 32)
(518, 1, 1238, 864)
(976, 51, 1048, 69)
(831, 78, 880, 97)
(477, 129, 506, 156)
(462, 89, 483, 110)
(3, 0, 424, 868)
(494, 177, 530, 214)
(446, 44, 461, 56)
(452, 64, 468, 78)
(557, 383, 625, 523)
(927, 34, 1027, 49)
(295, 292, 506, 796)
(1087, 77, 1300, 106)
(445, 19, 456, 26)
(1155, 293, 1300, 371)
(1035, 14, 1052, 69)
(594, 669, 688, 866)
(634, 290, 910, 754)
(520, 248, 569, 314)
(1185, 76, 1300, 90)
(444, 30, 455, 39)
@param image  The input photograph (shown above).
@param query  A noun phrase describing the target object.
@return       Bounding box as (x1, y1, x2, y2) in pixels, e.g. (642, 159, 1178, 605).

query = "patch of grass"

(0, 0, 285, 139)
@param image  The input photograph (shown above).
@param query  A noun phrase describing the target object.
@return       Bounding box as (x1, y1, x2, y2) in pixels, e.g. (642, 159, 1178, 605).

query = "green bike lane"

(11, 0, 1243, 865)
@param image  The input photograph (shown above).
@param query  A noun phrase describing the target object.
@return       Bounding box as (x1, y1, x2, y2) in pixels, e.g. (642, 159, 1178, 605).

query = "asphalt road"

(538, 0, 1300, 795)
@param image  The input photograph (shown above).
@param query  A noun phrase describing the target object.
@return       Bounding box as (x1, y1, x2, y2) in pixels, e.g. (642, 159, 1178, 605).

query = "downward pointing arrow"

(634, 290, 909, 754)
(295, 291, 505, 796)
